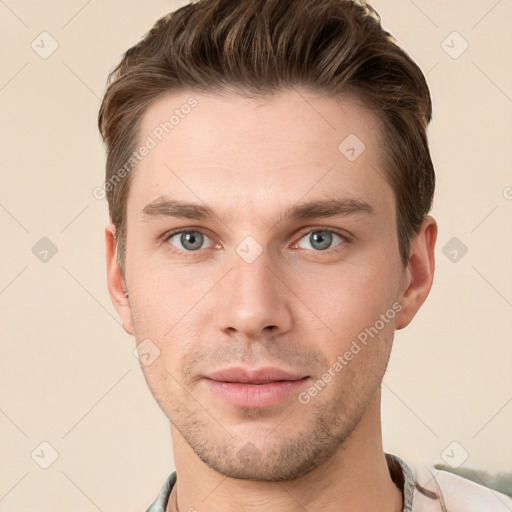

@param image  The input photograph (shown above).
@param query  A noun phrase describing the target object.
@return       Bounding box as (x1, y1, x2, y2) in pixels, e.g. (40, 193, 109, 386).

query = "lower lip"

(204, 378, 310, 408)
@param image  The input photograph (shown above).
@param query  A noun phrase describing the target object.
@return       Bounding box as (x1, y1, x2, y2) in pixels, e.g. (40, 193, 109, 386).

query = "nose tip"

(216, 255, 293, 340)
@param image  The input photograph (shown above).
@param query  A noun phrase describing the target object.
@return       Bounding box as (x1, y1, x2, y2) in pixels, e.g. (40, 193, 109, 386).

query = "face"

(106, 89, 434, 481)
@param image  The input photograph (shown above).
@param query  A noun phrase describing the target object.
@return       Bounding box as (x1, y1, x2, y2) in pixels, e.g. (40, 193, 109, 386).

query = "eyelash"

(160, 227, 351, 256)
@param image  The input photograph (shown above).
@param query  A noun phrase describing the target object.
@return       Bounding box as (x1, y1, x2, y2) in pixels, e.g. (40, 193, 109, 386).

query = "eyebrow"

(141, 196, 375, 222)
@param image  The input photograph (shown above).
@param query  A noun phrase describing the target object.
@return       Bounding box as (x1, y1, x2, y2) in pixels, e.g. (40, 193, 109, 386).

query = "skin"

(105, 89, 437, 512)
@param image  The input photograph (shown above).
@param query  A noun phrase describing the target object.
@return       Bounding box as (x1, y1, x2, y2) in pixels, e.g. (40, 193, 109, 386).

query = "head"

(99, 0, 437, 481)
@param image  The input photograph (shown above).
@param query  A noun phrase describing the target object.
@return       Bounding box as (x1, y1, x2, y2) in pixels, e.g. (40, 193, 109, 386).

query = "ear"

(395, 216, 437, 330)
(105, 222, 134, 335)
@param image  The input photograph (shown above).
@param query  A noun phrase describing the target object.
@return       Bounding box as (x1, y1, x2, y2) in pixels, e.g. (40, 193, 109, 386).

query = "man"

(98, 0, 511, 510)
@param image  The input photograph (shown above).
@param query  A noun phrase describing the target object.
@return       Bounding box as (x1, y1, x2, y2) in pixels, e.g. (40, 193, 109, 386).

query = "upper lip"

(204, 367, 308, 384)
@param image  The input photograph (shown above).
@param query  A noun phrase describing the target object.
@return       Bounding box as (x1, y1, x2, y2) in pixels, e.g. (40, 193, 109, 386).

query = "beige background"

(1, 0, 511, 510)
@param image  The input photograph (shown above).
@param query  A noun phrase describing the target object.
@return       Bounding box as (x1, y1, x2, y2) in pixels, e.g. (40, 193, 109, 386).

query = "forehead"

(129, 89, 394, 219)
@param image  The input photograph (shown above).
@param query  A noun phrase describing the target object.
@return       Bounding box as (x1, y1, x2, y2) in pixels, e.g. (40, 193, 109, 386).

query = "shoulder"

(413, 464, 512, 512)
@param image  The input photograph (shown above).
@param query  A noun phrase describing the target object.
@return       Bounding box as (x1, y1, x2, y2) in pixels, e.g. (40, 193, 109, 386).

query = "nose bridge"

(217, 242, 292, 338)
(232, 247, 273, 300)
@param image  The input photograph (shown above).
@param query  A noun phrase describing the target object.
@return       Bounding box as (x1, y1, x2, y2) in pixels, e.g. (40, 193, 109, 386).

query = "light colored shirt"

(145, 453, 512, 512)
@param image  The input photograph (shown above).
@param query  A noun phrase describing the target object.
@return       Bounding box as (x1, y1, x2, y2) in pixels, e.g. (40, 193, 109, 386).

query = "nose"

(215, 247, 293, 340)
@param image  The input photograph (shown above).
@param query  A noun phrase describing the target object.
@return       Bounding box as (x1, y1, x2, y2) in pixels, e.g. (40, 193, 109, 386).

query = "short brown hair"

(98, 0, 435, 272)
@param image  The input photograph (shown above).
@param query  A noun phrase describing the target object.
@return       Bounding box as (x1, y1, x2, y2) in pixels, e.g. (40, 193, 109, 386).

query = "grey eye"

(168, 231, 208, 251)
(296, 230, 344, 251)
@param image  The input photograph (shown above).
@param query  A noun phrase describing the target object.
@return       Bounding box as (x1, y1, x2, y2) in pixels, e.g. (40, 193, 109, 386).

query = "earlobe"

(105, 222, 134, 335)
(395, 216, 437, 330)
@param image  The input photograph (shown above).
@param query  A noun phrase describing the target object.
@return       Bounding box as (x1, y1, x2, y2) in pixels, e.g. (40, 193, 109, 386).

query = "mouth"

(202, 367, 310, 408)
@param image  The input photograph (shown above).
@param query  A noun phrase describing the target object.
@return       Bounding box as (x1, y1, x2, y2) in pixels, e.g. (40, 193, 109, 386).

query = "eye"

(295, 229, 347, 251)
(165, 230, 215, 252)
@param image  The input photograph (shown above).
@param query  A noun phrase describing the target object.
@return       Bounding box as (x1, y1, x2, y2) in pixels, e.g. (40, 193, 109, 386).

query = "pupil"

(182, 232, 202, 250)
(311, 231, 331, 250)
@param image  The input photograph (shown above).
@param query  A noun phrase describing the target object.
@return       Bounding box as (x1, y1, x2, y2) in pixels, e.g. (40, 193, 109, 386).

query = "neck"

(168, 391, 403, 512)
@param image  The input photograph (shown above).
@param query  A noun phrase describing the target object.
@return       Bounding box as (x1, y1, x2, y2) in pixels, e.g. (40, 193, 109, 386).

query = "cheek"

(286, 265, 401, 379)
(128, 273, 207, 379)
(125, 258, 215, 336)
(138, 362, 180, 417)
(293, 260, 399, 335)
